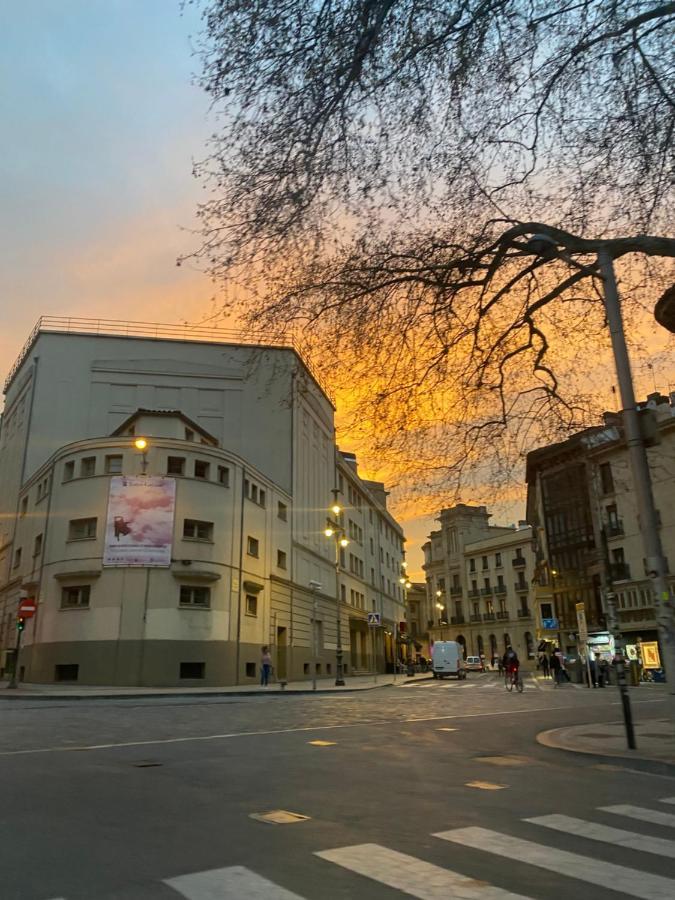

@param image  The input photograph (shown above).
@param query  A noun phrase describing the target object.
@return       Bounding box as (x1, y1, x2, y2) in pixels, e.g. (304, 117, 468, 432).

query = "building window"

(33, 534, 43, 557)
(183, 519, 214, 541)
(218, 465, 230, 487)
(194, 459, 210, 479)
(68, 518, 97, 541)
(277, 549, 287, 569)
(55, 664, 79, 682)
(469, 558, 476, 572)
(185, 428, 194, 442)
(247, 536, 259, 558)
(259, 489, 266, 507)
(179, 585, 211, 608)
(540, 602, 553, 619)
(340, 583, 346, 602)
(246, 593, 258, 616)
(105, 455, 123, 474)
(482, 555, 488, 570)
(63, 461, 75, 481)
(61, 585, 91, 609)
(13, 548, 22, 568)
(180, 662, 205, 679)
(277, 501, 287, 521)
(20, 496, 28, 516)
(245, 662, 256, 677)
(167, 456, 185, 475)
(495, 553, 502, 567)
(80, 457, 96, 477)
(600, 462, 614, 494)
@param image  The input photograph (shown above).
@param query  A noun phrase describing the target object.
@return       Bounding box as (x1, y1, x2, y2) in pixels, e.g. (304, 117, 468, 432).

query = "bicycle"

(505, 668, 524, 693)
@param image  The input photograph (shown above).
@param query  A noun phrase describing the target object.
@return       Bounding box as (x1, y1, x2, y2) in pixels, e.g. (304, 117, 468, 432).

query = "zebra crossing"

(48, 796, 675, 899)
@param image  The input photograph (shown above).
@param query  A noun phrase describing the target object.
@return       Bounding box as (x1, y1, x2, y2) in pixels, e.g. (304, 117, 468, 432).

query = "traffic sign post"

(367, 612, 381, 626)
(7, 597, 35, 689)
(576, 602, 593, 689)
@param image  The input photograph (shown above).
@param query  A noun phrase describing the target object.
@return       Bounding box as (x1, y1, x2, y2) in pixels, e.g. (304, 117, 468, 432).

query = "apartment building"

(422, 505, 536, 665)
(0, 318, 406, 686)
(526, 392, 675, 663)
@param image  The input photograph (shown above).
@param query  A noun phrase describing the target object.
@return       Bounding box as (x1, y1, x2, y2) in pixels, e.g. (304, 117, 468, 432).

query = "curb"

(0, 682, 395, 702)
(537, 726, 675, 777)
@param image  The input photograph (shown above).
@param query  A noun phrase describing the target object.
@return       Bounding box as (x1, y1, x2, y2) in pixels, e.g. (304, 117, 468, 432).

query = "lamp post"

(522, 233, 674, 718)
(324, 492, 349, 686)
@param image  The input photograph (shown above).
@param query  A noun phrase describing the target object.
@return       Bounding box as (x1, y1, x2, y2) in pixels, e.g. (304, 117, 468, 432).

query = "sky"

(0, 0, 444, 574)
(1, 2, 672, 581)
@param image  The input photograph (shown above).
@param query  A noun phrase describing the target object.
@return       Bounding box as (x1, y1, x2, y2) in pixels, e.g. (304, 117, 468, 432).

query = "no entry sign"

(18, 598, 37, 618)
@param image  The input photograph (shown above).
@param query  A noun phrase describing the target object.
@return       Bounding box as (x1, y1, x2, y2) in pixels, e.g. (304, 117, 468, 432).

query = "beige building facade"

(422, 505, 537, 666)
(0, 319, 406, 686)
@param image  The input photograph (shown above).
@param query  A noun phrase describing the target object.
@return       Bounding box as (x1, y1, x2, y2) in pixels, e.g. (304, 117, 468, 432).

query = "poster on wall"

(103, 476, 176, 567)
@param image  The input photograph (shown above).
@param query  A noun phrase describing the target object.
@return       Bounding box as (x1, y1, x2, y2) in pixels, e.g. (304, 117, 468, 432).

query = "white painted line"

(316, 843, 532, 900)
(600, 805, 675, 829)
(434, 826, 675, 900)
(660, 798, 675, 805)
(527, 813, 675, 858)
(165, 865, 306, 899)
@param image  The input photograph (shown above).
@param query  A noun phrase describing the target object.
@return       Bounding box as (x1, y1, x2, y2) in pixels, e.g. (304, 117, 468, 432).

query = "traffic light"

(16, 617, 25, 631)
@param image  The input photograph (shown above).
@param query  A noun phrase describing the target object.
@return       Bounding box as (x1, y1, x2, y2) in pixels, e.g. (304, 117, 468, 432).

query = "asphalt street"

(0, 672, 672, 899)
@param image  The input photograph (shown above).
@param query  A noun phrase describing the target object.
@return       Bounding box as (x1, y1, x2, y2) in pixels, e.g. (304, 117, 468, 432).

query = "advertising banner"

(103, 476, 176, 567)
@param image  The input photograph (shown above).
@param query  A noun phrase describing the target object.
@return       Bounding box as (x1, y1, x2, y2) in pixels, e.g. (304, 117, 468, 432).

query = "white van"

(432, 641, 466, 679)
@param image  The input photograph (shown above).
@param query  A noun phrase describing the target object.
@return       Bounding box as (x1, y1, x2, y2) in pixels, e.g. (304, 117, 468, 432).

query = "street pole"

(334, 540, 345, 686)
(598, 250, 675, 713)
(606, 590, 636, 749)
(7, 622, 23, 690)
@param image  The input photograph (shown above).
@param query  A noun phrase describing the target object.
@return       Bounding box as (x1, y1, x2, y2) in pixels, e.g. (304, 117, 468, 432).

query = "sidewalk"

(538, 717, 675, 775)
(0, 671, 429, 701)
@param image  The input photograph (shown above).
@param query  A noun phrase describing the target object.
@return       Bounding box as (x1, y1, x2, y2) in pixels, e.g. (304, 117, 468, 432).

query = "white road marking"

(316, 843, 532, 899)
(527, 813, 675, 858)
(660, 798, 675, 805)
(600, 805, 675, 829)
(165, 865, 306, 899)
(435, 826, 675, 900)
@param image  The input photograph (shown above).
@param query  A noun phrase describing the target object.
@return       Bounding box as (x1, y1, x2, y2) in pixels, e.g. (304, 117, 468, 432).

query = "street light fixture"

(522, 230, 672, 733)
(325, 490, 348, 686)
(133, 437, 149, 474)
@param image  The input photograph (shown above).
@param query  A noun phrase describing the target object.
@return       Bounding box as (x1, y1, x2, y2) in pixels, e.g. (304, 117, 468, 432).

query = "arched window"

(476, 635, 484, 656)
(489, 634, 497, 658)
(456, 635, 467, 658)
(504, 633, 511, 650)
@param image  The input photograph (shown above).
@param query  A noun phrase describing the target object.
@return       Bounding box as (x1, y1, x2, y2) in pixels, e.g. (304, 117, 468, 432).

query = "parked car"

(464, 655, 485, 672)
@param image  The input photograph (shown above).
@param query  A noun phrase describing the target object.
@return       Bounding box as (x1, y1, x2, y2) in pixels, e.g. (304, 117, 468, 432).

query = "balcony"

(610, 562, 631, 582)
(470, 614, 482, 623)
(483, 612, 496, 622)
(450, 614, 465, 625)
(606, 521, 624, 538)
(480, 587, 493, 596)
(496, 611, 509, 620)
(512, 557, 526, 569)
(514, 582, 528, 593)
(494, 583, 507, 595)
(517, 608, 531, 618)
(450, 586, 463, 597)
(468, 589, 480, 599)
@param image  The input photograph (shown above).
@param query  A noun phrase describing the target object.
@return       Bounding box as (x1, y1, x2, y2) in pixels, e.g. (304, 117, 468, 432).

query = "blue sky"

(0, 0, 215, 371)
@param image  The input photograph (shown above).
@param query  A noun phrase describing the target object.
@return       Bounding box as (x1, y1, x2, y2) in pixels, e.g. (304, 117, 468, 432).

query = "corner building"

(0, 319, 405, 686)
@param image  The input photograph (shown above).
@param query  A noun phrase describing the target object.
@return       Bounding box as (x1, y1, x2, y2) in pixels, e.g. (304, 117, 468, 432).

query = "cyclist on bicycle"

(502, 646, 520, 681)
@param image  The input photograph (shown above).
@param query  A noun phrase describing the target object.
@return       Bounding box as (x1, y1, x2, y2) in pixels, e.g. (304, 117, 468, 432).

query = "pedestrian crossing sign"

(367, 612, 381, 626)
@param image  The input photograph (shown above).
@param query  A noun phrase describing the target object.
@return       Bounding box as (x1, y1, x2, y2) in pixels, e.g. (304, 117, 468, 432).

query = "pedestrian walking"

(550, 649, 563, 686)
(540, 654, 550, 678)
(596, 654, 608, 688)
(260, 645, 273, 687)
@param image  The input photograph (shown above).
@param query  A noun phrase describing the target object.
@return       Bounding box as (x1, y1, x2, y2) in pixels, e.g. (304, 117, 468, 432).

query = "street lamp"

(309, 580, 322, 691)
(134, 437, 149, 474)
(523, 230, 673, 728)
(324, 491, 348, 686)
